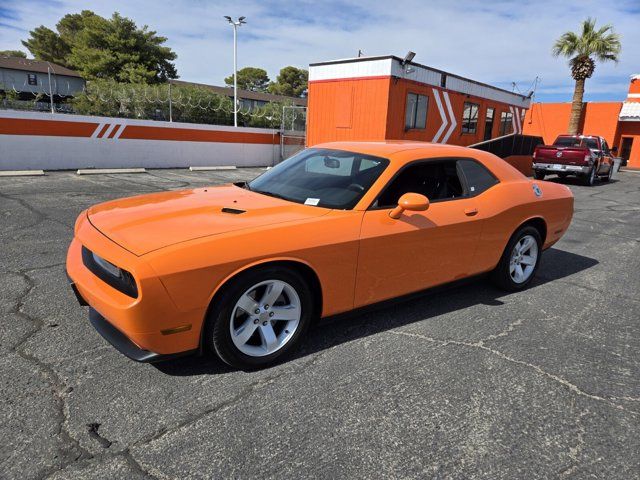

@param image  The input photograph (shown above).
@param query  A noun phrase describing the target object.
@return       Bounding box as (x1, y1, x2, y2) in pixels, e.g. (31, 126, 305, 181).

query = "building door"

(483, 108, 495, 141)
(620, 137, 633, 166)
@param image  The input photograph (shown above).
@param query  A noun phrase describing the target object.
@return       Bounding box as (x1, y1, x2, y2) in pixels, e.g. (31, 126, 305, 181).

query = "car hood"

(87, 185, 330, 255)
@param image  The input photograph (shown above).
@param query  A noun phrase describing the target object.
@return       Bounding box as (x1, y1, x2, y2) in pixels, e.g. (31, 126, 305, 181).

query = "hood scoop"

(221, 207, 246, 215)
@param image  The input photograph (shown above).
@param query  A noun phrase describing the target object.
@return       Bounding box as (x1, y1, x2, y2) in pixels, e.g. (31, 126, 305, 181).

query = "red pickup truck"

(532, 135, 616, 186)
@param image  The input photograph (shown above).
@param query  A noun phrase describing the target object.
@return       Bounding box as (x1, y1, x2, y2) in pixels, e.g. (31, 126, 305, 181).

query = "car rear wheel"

(533, 170, 545, 180)
(601, 163, 613, 182)
(491, 226, 542, 291)
(205, 267, 313, 369)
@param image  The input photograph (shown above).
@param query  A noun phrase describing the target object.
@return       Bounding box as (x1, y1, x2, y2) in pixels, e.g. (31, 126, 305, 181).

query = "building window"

(27, 73, 37, 86)
(499, 111, 513, 136)
(483, 108, 495, 141)
(461, 102, 479, 134)
(405, 92, 428, 130)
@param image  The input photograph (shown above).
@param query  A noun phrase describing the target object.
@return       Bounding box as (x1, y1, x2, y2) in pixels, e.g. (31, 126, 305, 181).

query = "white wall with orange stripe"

(0, 110, 281, 170)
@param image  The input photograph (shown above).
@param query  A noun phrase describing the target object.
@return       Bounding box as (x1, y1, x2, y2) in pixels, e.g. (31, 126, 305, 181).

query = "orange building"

(523, 74, 640, 168)
(307, 55, 531, 148)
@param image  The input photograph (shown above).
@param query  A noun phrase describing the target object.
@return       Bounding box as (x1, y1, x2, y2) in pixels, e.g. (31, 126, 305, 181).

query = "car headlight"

(81, 247, 138, 298)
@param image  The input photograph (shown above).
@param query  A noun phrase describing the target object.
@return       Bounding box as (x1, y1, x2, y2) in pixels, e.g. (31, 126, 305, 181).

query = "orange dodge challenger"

(67, 142, 574, 368)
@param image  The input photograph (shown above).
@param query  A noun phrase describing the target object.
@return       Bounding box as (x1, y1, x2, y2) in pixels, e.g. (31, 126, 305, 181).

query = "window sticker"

(304, 198, 320, 206)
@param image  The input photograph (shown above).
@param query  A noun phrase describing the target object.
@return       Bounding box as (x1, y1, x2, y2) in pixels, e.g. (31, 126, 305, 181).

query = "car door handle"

(464, 208, 478, 216)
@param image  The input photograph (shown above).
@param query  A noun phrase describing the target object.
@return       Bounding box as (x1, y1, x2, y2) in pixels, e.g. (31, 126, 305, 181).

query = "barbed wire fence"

(0, 79, 305, 130)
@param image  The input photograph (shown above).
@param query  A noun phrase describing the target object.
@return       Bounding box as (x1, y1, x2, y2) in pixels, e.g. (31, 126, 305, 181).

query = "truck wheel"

(533, 171, 545, 180)
(601, 164, 613, 182)
(582, 165, 597, 186)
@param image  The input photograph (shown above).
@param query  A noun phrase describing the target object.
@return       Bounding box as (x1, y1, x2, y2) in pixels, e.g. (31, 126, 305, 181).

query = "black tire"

(582, 164, 597, 186)
(205, 266, 314, 369)
(533, 170, 545, 180)
(601, 163, 613, 182)
(490, 225, 542, 291)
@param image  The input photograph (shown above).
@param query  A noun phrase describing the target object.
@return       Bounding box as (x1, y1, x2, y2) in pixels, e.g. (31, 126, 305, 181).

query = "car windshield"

(554, 136, 599, 149)
(248, 148, 389, 209)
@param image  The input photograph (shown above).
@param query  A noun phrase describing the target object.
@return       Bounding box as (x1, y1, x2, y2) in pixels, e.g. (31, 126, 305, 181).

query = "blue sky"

(1, 0, 638, 103)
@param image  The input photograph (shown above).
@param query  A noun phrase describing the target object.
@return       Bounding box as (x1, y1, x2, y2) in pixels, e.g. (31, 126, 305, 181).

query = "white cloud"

(1, 0, 638, 101)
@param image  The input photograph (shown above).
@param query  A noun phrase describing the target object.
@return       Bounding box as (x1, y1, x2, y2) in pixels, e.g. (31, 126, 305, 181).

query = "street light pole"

(232, 23, 237, 127)
(224, 16, 246, 128)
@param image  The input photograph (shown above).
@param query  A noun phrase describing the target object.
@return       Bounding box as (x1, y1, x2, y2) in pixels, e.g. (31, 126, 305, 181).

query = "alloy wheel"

(509, 235, 539, 284)
(229, 280, 302, 357)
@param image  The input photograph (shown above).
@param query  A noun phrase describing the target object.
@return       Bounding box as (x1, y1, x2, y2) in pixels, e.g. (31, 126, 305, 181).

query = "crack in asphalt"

(388, 330, 640, 417)
(135, 350, 328, 447)
(0, 191, 73, 233)
(7, 267, 94, 479)
(5, 263, 163, 479)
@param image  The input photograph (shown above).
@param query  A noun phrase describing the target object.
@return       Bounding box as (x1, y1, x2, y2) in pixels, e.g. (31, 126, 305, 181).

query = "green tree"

(225, 67, 270, 92)
(268, 66, 308, 97)
(552, 18, 621, 135)
(0, 50, 27, 58)
(21, 26, 70, 65)
(21, 10, 177, 83)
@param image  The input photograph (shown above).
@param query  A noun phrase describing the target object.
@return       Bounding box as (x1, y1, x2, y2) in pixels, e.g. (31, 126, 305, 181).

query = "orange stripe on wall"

(119, 125, 278, 144)
(0, 118, 279, 144)
(97, 123, 111, 138)
(0, 118, 97, 137)
(107, 125, 120, 138)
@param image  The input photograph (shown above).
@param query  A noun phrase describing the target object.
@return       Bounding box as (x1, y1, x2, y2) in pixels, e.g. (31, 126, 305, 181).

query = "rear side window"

(458, 159, 498, 196)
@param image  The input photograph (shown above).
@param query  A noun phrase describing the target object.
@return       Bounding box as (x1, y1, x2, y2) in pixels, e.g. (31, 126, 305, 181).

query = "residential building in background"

(0, 57, 85, 101)
(170, 80, 307, 111)
(523, 75, 640, 168)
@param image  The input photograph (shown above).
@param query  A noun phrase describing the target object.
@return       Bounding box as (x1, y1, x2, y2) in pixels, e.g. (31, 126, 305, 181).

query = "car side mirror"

(611, 146, 618, 154)
(389, 193, 430, 219)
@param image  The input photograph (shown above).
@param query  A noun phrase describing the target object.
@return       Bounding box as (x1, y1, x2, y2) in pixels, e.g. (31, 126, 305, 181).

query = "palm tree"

(553, 18, 621, 135)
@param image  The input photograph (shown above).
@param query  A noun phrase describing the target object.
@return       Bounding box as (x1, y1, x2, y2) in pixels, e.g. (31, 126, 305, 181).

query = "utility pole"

(224, 16, 246, 127)
(168, 81, 173, 122)
(47, 63, 54, 114)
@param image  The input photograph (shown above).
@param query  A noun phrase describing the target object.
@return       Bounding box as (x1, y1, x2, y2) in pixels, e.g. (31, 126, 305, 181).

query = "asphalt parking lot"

(1, 167, 639, 479)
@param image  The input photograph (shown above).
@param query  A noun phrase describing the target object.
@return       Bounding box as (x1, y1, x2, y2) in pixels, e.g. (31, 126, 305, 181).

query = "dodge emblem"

(556, 151, 563, 158)
(533, 184, 542, 197)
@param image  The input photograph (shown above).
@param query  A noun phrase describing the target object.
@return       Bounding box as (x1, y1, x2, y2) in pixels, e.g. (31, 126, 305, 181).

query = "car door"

(354, 158, 487, 308)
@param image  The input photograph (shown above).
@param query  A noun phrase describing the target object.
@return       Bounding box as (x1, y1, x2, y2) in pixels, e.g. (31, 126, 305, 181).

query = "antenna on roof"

(358, 49, 364, 57)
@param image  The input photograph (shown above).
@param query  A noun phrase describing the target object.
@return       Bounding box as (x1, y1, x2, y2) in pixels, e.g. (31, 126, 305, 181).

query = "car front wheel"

(206, 267, 314, 369)
(491, 226, 542, 291)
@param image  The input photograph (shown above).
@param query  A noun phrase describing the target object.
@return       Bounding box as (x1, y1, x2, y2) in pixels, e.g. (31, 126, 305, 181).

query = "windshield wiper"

(252, 189, 290, 201)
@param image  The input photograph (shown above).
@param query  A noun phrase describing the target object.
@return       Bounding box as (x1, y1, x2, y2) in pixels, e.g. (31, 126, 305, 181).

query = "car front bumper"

(533, 162, 590, 174)
(66, 213, 203, 361)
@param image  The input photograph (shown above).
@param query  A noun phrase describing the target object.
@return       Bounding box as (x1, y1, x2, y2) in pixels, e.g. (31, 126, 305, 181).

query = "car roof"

(311, 141, 475, 160)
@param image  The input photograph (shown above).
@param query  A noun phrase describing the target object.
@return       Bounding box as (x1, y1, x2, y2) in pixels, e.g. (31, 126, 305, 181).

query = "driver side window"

(376, 160, 464, 208)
